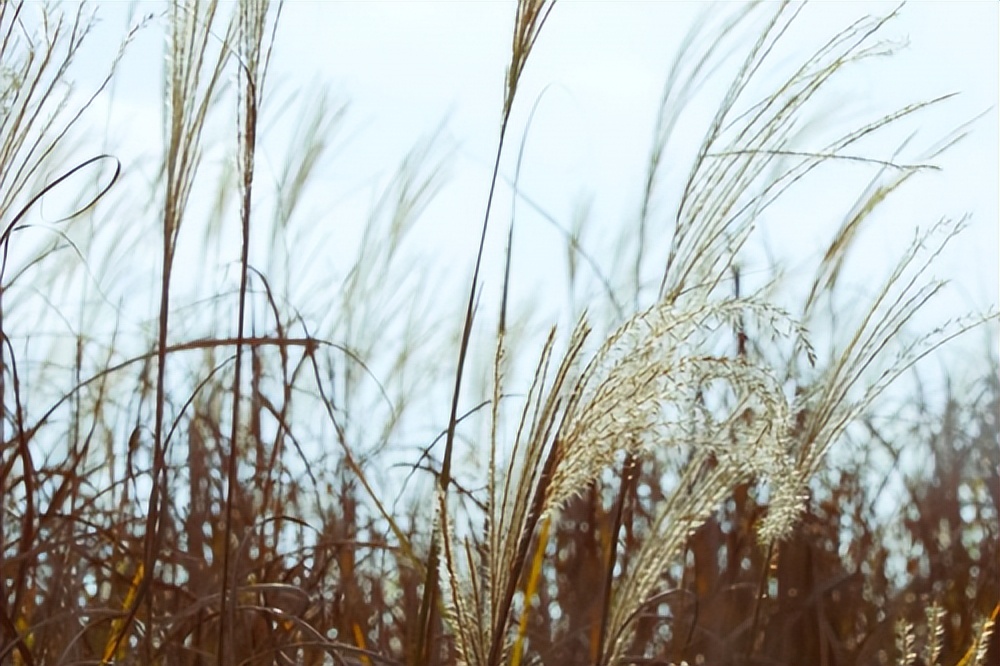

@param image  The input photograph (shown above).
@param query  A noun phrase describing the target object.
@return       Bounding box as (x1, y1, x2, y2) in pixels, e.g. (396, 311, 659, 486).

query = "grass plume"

(0, 2, 995, 666)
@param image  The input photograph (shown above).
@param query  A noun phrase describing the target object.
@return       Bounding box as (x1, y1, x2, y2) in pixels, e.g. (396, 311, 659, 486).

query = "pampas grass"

(0, 2, 995, 665)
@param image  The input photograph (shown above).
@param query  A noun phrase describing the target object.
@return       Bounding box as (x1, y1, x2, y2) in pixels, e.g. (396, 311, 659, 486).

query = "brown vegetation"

(0, 2, 995, 665)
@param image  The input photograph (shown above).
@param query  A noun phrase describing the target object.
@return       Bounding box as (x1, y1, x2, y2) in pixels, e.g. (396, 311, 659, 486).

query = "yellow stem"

(511, 516, 551, 666)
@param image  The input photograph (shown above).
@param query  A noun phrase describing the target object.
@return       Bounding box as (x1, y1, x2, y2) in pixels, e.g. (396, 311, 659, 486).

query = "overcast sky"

(79, 1, 998, 340)
(289, 2, 995, 323)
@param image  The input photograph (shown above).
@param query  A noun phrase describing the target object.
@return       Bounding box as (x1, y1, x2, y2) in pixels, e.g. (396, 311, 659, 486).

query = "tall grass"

(0, 1, 995, 665)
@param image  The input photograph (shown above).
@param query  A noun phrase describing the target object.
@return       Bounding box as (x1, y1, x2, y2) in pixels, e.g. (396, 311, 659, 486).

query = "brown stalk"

(594, 452, 639, 666)
(414, 3, 557, 663)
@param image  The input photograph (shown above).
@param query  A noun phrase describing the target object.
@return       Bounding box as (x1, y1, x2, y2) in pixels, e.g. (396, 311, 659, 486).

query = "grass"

(0, 1, 996, 665)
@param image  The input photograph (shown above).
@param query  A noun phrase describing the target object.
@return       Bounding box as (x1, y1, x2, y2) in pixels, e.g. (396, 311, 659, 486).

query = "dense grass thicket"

(0, 2, 996, 665)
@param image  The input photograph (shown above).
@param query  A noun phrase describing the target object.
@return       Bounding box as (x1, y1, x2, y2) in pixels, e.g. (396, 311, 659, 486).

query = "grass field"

(0, 1, 996, 665)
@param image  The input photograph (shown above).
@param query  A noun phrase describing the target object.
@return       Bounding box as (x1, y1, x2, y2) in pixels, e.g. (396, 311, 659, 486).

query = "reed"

(0, 2, 995, 665)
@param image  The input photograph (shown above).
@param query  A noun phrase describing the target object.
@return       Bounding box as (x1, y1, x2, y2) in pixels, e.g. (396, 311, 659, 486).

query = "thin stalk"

(510, 516, 551, 666)
(217, 66, 256, 666)
(595, 452, 639, 666)
(219, 1, 276, 661)
(415, 4, 558, 660)
(487, 435, 560, 666)
(414, 113, 511, 665)
(746, 540, 775, 660)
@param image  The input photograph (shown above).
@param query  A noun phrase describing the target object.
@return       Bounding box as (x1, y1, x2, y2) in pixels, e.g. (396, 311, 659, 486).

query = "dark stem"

(413, 113, 510, 665)
(595, 452, 639, 666)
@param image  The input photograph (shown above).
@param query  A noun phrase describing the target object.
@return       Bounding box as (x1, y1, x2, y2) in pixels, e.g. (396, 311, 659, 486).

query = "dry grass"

(0, 2, 996, 665)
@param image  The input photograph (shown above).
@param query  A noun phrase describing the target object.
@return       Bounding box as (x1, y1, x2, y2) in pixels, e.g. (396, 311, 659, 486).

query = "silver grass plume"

(438, 2, 997, 665)
(440, 296, 813, 666)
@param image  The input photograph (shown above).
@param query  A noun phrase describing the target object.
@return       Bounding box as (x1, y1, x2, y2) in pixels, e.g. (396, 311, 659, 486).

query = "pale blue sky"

(269, 1, 999, 318)
(70, 1, 1000, 336)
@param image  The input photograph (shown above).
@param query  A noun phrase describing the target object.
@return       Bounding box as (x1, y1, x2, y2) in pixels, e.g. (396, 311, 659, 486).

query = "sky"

(261, 1, 999, 316)
(25, 0, 1000, 398)
(73, 2, 997, 314)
